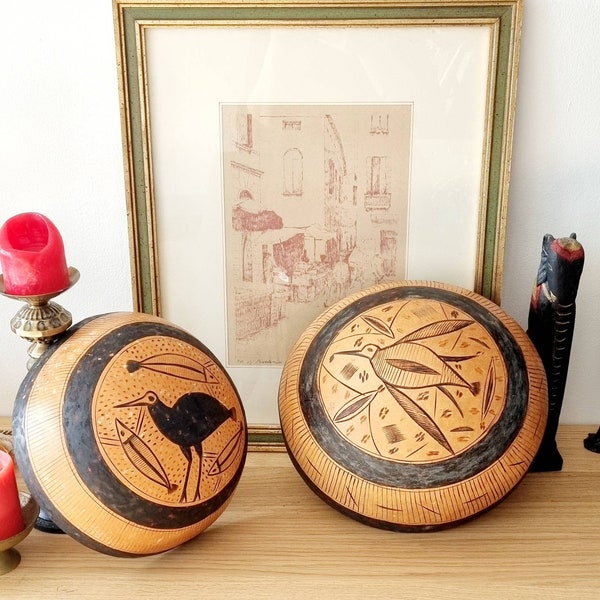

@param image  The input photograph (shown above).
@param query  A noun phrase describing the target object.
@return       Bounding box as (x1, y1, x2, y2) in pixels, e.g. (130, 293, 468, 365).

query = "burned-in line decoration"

(13, 312, 247, 557)
(95, 344, 245, 510)
(279, 282, 547, 531)
(320, 298, 503, 462)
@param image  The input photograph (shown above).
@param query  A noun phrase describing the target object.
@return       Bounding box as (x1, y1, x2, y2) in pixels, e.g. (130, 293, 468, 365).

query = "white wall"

(0, 1, 132, 411)
(1, 1, 599, 427)
(502, 0, 600, 424)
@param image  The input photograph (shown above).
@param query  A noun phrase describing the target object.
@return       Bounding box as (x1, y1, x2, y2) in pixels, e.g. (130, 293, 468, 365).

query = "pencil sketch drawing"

(221, 104, 412, 365)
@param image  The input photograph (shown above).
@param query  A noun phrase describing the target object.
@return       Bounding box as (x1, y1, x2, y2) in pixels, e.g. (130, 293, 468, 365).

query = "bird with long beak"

(336, 341, 480, 397)
(116, 391, 236, 502)
(331, 336, 480, 454)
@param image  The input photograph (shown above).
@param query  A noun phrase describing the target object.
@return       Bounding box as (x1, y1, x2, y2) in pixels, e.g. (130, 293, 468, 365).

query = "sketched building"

(224, 106, 355, 342)
(352, 110, 410, 281)
(257, 110, 353, 267)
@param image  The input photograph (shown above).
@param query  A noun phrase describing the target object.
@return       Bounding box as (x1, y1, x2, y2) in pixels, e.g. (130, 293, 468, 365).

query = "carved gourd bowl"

(13, 312, 247, 556)
(279, 281, 547, 531)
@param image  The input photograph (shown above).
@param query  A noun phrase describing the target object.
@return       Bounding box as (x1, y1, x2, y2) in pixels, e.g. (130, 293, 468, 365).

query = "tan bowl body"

(13, 312, 247, 556)
(279, 281, 547, 531)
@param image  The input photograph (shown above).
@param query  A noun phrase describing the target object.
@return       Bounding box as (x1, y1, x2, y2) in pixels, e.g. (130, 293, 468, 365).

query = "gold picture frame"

(113, 0, 522, 448)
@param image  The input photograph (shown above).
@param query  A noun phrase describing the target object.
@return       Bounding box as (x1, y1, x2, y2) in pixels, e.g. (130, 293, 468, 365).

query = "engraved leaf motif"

(469, 336, 491, 349)
(398, 319, 473, 343)
(385, 385, 453, 454)
(439, 354, 478, 363)
(126, 353, 217, 384)
(208, 426, 244, 476)
(361, 315, 395, 338)
(482, 360, 496, 418)
(333, 389, 381, 422)
(438, 386, 465, 418)
(385, 358, 441, 375)
(116, 418, 174, 491)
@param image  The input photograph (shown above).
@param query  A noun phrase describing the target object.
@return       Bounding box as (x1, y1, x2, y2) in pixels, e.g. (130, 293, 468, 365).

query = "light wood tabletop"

(1, 419, 599, 599)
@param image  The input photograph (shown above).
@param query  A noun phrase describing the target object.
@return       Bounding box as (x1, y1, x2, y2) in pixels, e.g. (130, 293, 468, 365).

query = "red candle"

(0, 212, 70, 296)
(0, 450, 25, 539)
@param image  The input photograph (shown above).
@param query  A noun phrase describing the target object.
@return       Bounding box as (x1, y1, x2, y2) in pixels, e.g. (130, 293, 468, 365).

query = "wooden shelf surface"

(2, 421, 600, 599)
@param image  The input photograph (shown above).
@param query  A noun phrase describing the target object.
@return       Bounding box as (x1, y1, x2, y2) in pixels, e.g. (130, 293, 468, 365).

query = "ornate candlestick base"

(1, 268, 79, 532)
(0, 492, 39, 575)
(1, 267, 79, 368)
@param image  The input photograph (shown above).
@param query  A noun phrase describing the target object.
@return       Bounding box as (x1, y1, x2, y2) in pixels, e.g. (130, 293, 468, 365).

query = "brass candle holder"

(1, 267, 79, 533)
(0, 492, 39, 575)
(0, 267, 79, 368)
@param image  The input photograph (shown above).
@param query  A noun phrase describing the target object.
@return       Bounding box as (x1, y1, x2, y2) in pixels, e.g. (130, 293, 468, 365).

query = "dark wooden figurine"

(528, 233, 584, 471)
(584, 426, 600, 453)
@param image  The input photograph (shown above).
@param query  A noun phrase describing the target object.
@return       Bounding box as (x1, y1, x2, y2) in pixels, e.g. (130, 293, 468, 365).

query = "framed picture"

(114, 0, 522, 447)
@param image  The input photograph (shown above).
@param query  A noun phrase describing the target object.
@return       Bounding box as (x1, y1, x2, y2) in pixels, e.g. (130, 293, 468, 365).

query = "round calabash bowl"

(278, 281, 548, 531)
(13, 312, 247, 556)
